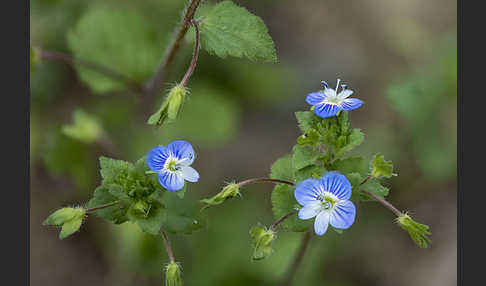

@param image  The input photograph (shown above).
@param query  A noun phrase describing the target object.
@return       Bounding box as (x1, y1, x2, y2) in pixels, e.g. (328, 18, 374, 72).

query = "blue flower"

(294, 171, 356, 236)
(146, 140, 200, 191)
(306, 79, 363, 118)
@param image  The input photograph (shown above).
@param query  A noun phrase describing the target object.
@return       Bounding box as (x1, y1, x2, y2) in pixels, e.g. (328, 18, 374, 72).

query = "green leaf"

(371, 153, 396, 178)
(297, 129, 320, 146)
(360, 178, 389, 201)
(128, 202, 165, 235)
(270, 154, 295, 183)
(108, 184, 132, 204)
(67, 7, 162, 93)
(62, 109, 104, 143)
(271, 184, 310, 232)
(159, 192, 206, 234)
(294, 165, 327, 183)
(199, 0, 277, 62)
(295, 111, 319, 133)
(331, 157, 367, 176)
(345, 172, 364, 201)
(99, 156, 132, 184)
(59, 216, 84, 240)
(87, 186, 128, 224)
(292, 144, 322, 170)
(335, 128, 364, 157)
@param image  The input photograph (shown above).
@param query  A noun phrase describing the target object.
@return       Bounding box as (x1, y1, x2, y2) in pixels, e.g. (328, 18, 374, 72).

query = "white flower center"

(317, 192, 340, 211)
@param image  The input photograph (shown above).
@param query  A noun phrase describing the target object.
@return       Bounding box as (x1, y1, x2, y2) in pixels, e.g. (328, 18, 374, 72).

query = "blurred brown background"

(30, 0, 456, 285)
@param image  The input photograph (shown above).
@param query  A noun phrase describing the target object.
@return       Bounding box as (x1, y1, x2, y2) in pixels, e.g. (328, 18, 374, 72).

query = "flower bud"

(147, 85, 188, 126)
(44, 207, 86, 240)
(200, 183, 241, 209)
(132, 200, 151, 217)
(397, 213, 431, 248)
(165, 261, 183, 286)
(249, 224, 276, 260)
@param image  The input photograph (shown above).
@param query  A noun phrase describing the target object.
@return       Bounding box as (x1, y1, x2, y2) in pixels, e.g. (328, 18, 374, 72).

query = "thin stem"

(37, 49, 143, 93)
(180, 19, 200, 87)
(360, 189, 403, 217)
(86, 201, 120, 213)
(278, 231, 312, 286)
(270, 212, 296, 231)
(144, 0, 202, 97)
(237, 178, 295, 187)
(161, 231, 175, 262)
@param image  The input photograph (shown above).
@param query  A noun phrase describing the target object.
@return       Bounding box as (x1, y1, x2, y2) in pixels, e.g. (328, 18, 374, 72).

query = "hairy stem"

(161, 231, 175, 262)
(237, 178, 295, 187)
(180, 19, 201, 87)
(37, 49, 143, 93)
(144, 0, 202, 98)
(270, 212, 296, 231)
(360, 189, 403, 217)
(278, 231, 312, 286)
(86, 201, 120, 213)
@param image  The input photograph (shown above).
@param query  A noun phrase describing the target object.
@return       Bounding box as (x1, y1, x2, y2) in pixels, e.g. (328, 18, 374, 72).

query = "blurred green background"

(30, 0, 456, 285)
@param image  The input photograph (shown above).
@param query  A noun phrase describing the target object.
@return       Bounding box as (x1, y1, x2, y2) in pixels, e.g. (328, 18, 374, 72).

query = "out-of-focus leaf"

(62, 109, 104, 143)
(67, 7, 162, 93)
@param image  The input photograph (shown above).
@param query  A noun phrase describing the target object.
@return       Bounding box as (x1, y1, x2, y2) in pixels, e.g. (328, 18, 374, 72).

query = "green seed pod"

(147, 85, 188, 126)
(44, 207, 86, 240)
(397, 213, 431, 248)
(200, 183, 241, 208)
(249, 224, 276, 260)
(165, 261, 183, 286)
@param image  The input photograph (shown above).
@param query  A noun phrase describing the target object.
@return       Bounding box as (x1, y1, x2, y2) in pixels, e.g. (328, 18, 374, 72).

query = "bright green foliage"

(200, 183, 241, 209)
(43, 207, 86, 239)
(199, 1, 277, 62)
(397, 213, 431, 248)
(271, 184, 311, 232)
(87, 156, 204, 235)
(62, 109, 103, 143)
(294, 164, 327, 183)
(165, 261, 183, 286)
(371, 153, 396, 178)
(294, 111, 364, 163)
(360, 178, 389, 201)
(67, 7, 161, 93)
(292, 144, 322, 170)
(330, 157, 367, 176)
(249, 224, 276, 260)
(147, 85, 188, 126)
(269, 154, 295, 183)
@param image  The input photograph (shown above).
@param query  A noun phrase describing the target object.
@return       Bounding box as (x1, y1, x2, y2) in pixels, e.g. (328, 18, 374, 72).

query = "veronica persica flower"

(306, 79, 363, 118)
(294, 171, 356, 236)
(147, 140, 200, 191)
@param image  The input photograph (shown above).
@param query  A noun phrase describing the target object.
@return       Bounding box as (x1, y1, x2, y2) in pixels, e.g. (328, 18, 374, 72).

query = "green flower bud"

(165, 261, 183, 286)
(147, 85, 188, 126)
(249, 224, 276, 260)
(200, 183, 241, 209)
(397, 213, 431, 248)
(371, 153, 397, 179)
(132, 200, 151, 217)
(44, 207, 86, 240)
(297, 129, 320, 146)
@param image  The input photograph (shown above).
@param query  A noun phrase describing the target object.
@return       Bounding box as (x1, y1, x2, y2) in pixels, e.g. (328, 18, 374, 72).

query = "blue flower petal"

(306, 92, 325, 106)
(158, 171, 185, 191)
(314, 103, 340, 118)
(168, 140, 195, 163)
(320, 171, 352, 200)
(340, 98, 363, 110)
(294, 179, 323, 206)
(147, 146, 170, 172)
(330, 200, 356, 229)
(314, 211, 330, 236)
(180, 166, 199, 182)
(298, 201, 322, 220)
